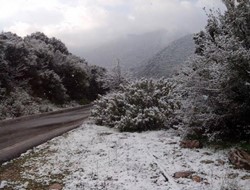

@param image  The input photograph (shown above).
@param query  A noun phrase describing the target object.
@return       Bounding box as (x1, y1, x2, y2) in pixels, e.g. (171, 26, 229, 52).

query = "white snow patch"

(5, 123, 250, 190)
(0, 181, 7, 189)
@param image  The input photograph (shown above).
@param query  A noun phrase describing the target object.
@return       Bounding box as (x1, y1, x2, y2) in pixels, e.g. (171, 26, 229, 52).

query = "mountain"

(133, 34, 195, 78)
(80, 30, 184, 70)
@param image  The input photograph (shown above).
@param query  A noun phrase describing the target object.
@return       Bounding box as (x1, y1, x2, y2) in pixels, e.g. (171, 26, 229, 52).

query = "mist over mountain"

(79, 30, 185, 70)
(133, 34, 195, 78)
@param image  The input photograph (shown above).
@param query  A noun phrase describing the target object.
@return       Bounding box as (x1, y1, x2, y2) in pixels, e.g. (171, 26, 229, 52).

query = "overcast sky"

(0, 0, 224, 50)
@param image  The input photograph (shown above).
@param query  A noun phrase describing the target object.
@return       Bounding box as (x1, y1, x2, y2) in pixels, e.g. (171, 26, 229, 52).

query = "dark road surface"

(0, 105, 91, 164)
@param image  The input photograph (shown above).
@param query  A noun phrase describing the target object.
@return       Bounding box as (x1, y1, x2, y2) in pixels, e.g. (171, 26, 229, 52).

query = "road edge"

(0, 104, 92, 127)
(0, 119, 88, 164)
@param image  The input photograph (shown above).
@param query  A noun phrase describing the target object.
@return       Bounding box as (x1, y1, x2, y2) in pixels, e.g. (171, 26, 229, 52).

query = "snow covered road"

(0, 123, 249, 190)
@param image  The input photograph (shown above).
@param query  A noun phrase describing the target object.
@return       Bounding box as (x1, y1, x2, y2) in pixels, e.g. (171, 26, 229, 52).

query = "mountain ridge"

(81, 30, 185, 69)
(133, 34, 195, 78)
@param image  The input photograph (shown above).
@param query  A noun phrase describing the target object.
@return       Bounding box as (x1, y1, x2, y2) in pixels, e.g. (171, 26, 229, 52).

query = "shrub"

(91, 79, 179, 132)
(0, 88, 40, 119)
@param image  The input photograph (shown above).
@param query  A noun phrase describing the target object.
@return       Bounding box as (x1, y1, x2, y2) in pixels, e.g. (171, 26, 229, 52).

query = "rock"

(180, 140, 202, 149)
(200, 160, 214, 164)
(192, 175, 202, 182)
(241, 175, 250, 180)
(176, 154, 182, 157)
(203, 181, 210, 185)
(173, 171, 194, 178)
(216, 159, 225, 165)
(49, 183, 63, 190)
(203, 152, 212, 156)
(98, 132, 113, 136)
(167, 142, 177, 145)
(228, 149, 250, 170)
(227, 173, 239, 179)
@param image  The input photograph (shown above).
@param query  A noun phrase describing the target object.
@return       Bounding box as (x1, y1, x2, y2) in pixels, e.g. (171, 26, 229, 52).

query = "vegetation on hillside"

(180, 0, 250, 141)
(134, 34, 195, 78)
(92, 0, 250, 142)
(0, 32, 107, 119)
(1, 0, 249, 143)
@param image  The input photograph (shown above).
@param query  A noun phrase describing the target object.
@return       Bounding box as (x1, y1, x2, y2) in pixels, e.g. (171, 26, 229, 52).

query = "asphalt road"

(0, 105, 92, 164)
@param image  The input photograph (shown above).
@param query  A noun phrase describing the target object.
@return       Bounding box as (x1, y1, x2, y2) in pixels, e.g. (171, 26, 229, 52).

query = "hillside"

(81, 30, 183, 70)
(134, 34, 195, 78)
(0, 32, 106, 120)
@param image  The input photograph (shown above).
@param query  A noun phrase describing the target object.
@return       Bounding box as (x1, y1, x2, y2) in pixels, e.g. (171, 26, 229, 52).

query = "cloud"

(0, 0, 224, 50)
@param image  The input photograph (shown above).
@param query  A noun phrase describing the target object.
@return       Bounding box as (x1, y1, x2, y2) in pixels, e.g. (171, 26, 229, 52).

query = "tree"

(0, 38, 7, 99)
(31, 70, 68, 104)
(103, 59, 128, 91)
(49, 37, 69, 54)
(87, 65, 108, 100)
(57, 60, 89, 102)
(184, 0, 250, 140)
(0, 31, 108, 119)
(0, 32, 31, 93)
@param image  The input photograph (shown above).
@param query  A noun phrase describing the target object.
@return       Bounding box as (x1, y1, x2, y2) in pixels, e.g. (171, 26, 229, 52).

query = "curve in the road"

(0, 105, 91, 164)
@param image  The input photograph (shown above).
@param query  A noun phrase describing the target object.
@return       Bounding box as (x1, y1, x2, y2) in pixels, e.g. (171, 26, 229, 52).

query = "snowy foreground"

(1, 122, 249, 190)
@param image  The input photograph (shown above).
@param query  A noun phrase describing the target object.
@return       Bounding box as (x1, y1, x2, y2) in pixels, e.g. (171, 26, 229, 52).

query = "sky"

(0, 0, 225, 50)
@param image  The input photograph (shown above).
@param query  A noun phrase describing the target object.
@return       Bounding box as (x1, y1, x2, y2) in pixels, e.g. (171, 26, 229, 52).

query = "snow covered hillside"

(133, 34, 195, 78)
(0, 123, 249, 190)
(81, 30, 183, 70)
(0, 32, 107, 120)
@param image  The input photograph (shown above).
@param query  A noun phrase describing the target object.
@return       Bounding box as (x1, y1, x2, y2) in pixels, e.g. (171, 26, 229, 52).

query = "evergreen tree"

(87, 65, 108, 100)
(186, 0, 250, 140)
(103, 59, 127, 91)
(0, 31, 108, 119)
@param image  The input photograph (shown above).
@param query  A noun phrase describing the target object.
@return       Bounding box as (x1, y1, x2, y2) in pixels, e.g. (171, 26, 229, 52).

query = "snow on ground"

(1, 122, 250, 190)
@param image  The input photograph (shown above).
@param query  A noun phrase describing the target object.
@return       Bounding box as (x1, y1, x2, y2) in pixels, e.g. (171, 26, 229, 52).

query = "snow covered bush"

(0, 88, 40, 119)
(0, 88, 58, 120)
(92, 79, 179, 131)
(179, 0, 250, 141)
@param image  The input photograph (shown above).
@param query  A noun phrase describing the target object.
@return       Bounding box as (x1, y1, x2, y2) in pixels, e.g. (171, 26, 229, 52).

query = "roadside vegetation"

(92, 0, 250, 144)
(92, 78, 179, 132)
(0, 32, 108, 120)
(0, 1, 249, 188)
